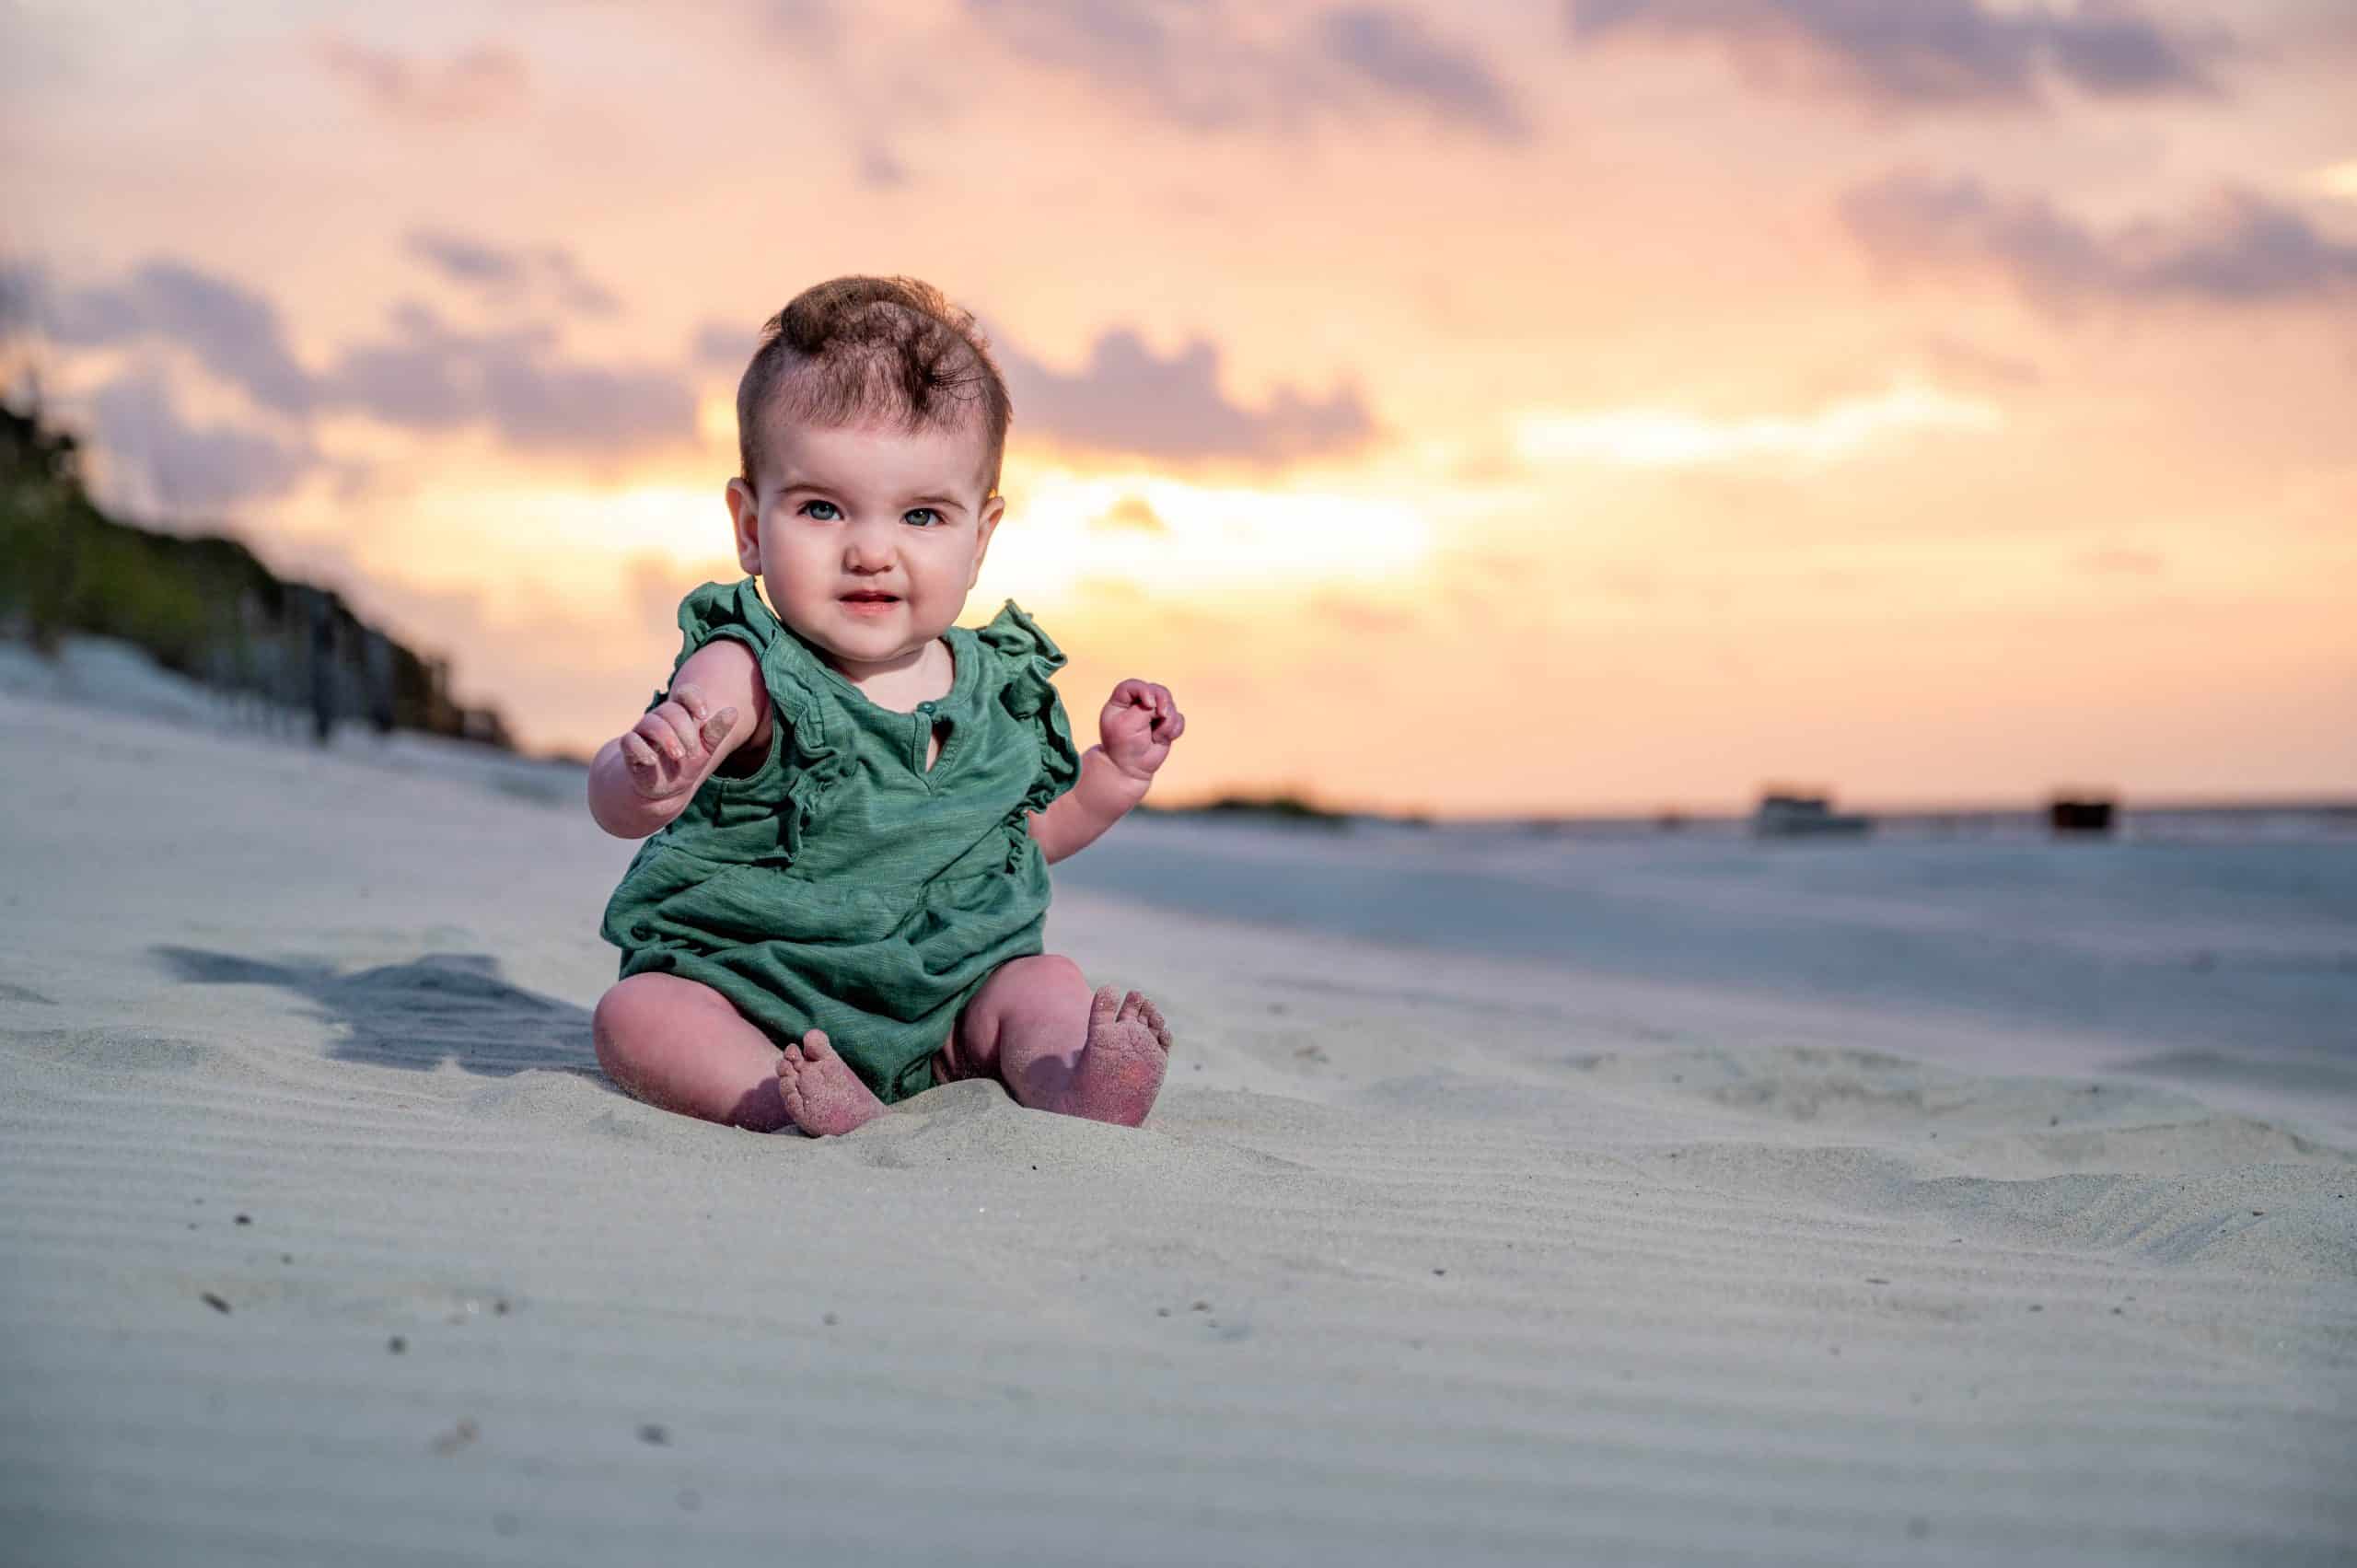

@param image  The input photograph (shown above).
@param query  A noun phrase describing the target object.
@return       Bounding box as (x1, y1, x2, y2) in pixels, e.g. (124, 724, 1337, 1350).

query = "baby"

(587, 276, 1186, 1137)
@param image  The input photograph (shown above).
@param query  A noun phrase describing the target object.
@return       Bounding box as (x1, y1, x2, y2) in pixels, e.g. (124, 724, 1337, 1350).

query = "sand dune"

(2, 687, 2352, 1565)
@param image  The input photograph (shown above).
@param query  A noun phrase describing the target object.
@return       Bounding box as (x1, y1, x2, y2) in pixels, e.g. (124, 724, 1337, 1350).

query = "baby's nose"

(842, 524, 897, 569)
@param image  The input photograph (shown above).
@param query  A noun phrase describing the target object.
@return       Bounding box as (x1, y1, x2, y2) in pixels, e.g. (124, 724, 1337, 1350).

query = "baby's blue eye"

(904, 507, 942, 528)
(798, 500, 841, 520)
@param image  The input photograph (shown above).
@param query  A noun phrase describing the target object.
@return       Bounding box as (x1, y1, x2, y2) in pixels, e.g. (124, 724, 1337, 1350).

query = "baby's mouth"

(841, 591, 900, 604)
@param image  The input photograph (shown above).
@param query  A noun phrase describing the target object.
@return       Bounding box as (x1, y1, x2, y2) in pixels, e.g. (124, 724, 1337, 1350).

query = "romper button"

(631, 922, 654, 941)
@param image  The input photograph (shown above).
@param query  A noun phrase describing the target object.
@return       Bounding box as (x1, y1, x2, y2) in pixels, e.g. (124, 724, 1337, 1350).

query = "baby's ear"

(970, 492, 1005, 585)
(726, 478, 762, 574)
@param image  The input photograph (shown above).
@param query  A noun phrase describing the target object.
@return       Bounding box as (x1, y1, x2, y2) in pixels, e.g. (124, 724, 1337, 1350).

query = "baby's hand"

(618, 682, 738, 800)
(1099, 679, 1184, 783)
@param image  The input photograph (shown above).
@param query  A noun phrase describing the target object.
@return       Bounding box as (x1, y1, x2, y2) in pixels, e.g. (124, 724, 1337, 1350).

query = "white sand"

(2, 684, 2352, 1566)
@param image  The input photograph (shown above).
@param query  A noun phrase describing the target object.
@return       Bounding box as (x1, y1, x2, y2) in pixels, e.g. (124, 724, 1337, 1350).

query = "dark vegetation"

(1168, 792, 1359, 830)
(0, 400, 511, 747)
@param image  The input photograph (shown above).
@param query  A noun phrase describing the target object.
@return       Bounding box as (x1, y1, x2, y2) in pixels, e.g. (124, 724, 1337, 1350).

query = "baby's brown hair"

(736, 276, 1013, 499)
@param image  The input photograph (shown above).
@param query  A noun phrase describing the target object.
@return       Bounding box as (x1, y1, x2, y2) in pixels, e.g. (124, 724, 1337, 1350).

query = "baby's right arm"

(586, 639, 772, 839)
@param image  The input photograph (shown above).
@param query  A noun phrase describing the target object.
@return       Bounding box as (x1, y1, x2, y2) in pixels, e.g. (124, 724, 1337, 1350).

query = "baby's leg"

(945, 955, 1173, 1127)
(593, 972, 882, 1135)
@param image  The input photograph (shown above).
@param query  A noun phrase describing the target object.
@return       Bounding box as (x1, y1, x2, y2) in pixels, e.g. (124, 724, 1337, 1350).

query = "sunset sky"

(5, 0, 2353, 817)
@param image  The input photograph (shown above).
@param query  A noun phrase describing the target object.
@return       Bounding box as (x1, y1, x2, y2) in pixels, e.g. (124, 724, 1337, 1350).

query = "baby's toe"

(1087, 984, 1122, 1033)
(800, 1028, 834, 1062)
(1138, 998, 1170, 1048)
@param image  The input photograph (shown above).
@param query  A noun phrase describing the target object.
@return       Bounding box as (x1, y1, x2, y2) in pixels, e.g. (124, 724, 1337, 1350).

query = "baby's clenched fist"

(1099, 679, 1184, 783)
(618, 682, 738, 800)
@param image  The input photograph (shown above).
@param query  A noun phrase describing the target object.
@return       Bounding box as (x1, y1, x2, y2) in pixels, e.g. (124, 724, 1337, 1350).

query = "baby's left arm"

(1028, 679, 1185, 865)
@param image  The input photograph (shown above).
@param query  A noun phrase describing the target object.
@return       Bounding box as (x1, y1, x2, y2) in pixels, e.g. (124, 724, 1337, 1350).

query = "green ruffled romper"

(600, 578, 1082, 1103)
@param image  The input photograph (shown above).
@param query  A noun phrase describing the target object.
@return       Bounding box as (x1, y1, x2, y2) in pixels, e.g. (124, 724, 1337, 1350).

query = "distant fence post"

(304, 587, 336, 745)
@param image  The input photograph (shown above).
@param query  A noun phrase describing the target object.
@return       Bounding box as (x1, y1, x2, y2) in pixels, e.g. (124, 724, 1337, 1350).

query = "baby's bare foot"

(1058, 986, 1173, 1128)
(775, 1029, 886, 1137)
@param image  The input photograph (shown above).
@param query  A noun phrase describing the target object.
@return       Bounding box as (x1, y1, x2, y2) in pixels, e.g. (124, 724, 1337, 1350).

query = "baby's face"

(726, 412, 1003, 679)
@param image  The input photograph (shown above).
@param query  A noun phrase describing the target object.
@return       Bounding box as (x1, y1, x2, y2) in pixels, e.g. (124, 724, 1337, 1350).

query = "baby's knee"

(592, 973, 680, 1079)
(1008, 952, 1090, 1005)
(1026, 951, 1086, 983)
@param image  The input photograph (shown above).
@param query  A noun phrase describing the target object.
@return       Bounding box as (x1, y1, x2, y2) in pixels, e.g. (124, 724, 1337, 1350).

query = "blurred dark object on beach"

(2049, 794, 2119, 836)
(1, 399, 511, 749)
(1752, 787, 1874, 838)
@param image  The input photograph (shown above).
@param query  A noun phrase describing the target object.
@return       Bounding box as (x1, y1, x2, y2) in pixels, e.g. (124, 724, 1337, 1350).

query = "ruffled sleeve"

(644, 577, 850, 867)
(978, 599, 1082, 814)
(646, 578, 774, 711)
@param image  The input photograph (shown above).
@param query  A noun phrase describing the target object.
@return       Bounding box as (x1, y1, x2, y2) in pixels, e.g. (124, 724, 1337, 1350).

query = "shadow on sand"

(152, 947, 602, 1078)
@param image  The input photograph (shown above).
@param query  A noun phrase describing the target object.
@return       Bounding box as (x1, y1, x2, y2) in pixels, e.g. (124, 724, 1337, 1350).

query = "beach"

(2, 679, 2352, 1566)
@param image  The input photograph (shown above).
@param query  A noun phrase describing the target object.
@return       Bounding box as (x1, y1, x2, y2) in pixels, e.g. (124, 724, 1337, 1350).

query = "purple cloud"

(44, 261, 314, 415)
(20, 256, 697, 461)
(1840, 171, 2357, 311)
(972, 0, 1524, 138)
(406, 230, 524, 288)
(1316, 7, 1527, 137)
(319, 303, 691, 456)
(764, 0, 845, 56)
(86, 375, 316, 516)
(858, 144, 912, 190)
(997, 327, 1376, 463)
(405, 230, 620, 316)
(691, 319, 753, 372)
(1566, 0, 2223, 111)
